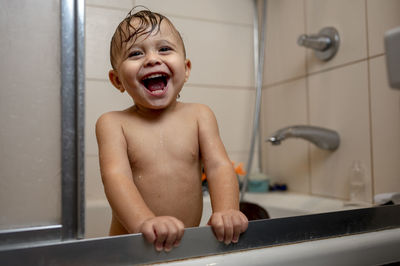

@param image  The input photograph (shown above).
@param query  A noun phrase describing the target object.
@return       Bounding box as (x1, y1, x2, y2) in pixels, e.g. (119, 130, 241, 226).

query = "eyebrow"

(157, 39, 178, 48)
(127, 38, 179, 51)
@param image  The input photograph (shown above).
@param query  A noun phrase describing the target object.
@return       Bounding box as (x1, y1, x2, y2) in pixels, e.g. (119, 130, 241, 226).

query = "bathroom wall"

(261, 0, 400, 202)
(84, 0, 256, 211)
(85, 0, 400, 215)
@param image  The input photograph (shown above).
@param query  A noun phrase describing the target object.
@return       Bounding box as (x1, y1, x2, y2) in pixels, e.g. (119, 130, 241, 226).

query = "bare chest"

(122, 117, 200, 173)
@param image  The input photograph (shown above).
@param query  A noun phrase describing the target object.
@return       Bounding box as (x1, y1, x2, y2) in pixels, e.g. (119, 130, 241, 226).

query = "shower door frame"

(0, 0, 85, 248)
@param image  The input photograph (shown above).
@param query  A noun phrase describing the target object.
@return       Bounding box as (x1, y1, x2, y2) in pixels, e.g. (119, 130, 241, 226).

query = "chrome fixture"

(384, 26, 400, 89)
(267, 125, 340, 151)
(240, 0, 267, 202)
(298, 27, 340, 61)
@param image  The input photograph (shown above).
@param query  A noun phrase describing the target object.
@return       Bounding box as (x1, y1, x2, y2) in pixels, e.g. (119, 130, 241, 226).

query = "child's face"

(109, 19, 191, 111)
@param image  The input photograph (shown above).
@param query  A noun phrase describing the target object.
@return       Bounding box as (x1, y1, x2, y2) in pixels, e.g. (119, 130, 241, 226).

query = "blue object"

(270, 183, 288, 191)
(248, 179, 269, 193)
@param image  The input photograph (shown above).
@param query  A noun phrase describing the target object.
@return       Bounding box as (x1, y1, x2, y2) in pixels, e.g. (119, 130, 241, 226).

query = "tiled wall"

(85, 0, 400, 207)
(261, 0, 400, 202)
(84, 0, 256, 203)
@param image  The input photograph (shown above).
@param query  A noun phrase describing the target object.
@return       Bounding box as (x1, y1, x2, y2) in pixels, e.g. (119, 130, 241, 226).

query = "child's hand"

(207, 210, 248, 245)
(139, 216, 185, 252)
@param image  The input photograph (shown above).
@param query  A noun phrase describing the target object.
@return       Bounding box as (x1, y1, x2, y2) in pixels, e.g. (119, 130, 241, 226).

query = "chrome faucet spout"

(267, 125, 340, 151)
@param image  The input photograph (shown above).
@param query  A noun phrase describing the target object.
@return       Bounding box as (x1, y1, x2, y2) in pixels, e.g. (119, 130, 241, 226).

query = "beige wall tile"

(175, 17, 254, 88)
(135, 0, 253, 25)
(308, 62, 372, 202)
(369, 56, 400, 194)
(85, 80, 133, 156)
(85, 199, 112, 238)
(181, 85, 255, 154)
(86, 6, 129, 79)
(367, 0, 400, 56)
(261, 79, 310, 193)
(86, 0, 134, 9)
(264, 0, 307, 85)
(85, 155, 107, 202)
(305, 0, 367, 73)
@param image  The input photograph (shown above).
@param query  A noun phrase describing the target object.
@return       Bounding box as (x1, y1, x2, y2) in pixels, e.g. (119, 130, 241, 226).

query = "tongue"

(146, 78, 165, 91)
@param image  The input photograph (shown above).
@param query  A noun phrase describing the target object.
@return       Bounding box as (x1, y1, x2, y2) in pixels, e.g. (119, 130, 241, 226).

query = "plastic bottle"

(348, 161, 366, 204)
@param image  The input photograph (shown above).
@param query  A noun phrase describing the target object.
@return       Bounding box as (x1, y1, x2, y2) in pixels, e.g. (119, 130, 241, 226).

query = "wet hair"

(110, 6, 186, 70)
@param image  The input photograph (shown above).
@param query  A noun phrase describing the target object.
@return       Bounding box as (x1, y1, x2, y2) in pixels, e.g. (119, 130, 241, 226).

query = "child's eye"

(159, 46, 172, 53)
(128, 51, 142, 57)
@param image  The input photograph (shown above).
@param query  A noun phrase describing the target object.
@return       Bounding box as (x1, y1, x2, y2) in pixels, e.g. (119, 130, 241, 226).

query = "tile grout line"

(364, 0, 376, 203)
(303, 0, 313, 196)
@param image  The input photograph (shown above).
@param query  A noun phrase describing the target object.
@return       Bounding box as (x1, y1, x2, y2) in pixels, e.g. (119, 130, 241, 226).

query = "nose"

(144, 51, 161, 67)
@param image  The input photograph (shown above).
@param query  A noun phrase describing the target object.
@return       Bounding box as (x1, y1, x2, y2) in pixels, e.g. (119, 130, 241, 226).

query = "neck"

(132, 101, 179, 118)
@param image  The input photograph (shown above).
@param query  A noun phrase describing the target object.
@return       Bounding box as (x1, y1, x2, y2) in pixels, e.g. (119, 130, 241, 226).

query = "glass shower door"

(0, 0, 84, 245)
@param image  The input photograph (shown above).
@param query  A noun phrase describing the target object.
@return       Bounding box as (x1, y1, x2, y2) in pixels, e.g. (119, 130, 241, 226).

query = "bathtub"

(6, 196, 398, 265)
(154, 228, 400, 266)
(86, 192, 364, 238)
(200, 191, 365, 226)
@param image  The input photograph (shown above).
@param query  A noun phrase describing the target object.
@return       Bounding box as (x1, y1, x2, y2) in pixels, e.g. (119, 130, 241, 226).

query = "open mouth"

(141, 73, 169, 95)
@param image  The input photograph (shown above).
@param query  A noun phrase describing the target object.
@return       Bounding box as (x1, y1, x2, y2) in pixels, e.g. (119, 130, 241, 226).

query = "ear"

(184, 59, 192, 83)
(109, 70, 125, 93)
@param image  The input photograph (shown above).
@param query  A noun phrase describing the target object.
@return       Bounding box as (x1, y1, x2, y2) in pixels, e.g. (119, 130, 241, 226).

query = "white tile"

(367, 0, 400, 56)
(135, 0, 253, 25)
(86, 0, 134, 9)
(369, 56, 400, 194)
(308, 61, 372, 202)
(85, 155, 107, 202)
(175, 17, 254, 88)
(85, 198, 112, 239)
(261, 79, 310, 193)
(85, 6, 129, 79)
(264, 0, 307, 85)
(305, 0, 367, 73)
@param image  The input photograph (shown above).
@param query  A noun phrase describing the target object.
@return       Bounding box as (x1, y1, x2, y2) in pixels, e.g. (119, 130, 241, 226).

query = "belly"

(132, 167, 203, 227)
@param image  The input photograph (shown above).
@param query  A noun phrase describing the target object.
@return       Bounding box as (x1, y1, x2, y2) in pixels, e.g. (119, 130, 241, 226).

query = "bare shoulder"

(179, 103, 219, 137)
(95, 110, 135, 139)
(96, 111, 124, 130)
(179, 102, 215, 119)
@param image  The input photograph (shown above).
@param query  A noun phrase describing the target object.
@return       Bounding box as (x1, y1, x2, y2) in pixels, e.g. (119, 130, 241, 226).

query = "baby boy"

(96, 7, 248, 252)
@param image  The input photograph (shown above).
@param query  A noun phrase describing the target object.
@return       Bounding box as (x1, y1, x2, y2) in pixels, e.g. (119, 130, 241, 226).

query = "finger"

(163, 221, 178, 252)
(222, 215, 233, 245)
(211, 214, 224, 242)
(232, 215, 242, 243)
(240, 213, 249, 232)
(154, 223, 168, 252)
(173, 219, 185, 247)
(141, 222, 156, 244)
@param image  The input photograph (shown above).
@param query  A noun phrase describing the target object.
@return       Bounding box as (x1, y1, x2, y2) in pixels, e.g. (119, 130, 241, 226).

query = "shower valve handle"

(297, 27, 340, 61)
(297, 35, 331, 51)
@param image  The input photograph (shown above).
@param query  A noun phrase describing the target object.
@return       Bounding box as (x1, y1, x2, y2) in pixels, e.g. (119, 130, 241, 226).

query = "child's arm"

(197, 105, 249, 244)
(96, 112, 184, 252)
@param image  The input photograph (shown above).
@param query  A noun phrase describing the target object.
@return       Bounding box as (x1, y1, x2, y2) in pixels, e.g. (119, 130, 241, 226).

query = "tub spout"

(267, 125, 340, 151)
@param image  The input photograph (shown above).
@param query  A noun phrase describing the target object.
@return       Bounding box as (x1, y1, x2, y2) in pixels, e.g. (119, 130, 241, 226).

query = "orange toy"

(202, 161, 246, 181)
